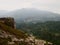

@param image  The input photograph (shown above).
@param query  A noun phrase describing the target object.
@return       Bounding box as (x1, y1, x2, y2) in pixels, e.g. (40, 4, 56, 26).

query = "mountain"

(6, 8, 60, 23)
(0, 8, 60, 23)
(0, 9, 60, 45)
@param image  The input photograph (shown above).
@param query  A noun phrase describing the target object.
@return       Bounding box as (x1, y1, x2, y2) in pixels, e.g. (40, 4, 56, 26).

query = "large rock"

(0, 17, 16, 29)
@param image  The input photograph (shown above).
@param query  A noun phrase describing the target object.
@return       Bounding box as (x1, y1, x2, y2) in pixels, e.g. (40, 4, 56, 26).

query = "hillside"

(0, 17, 53, 45)
(0, 17, 28, 45)
(16, 21, 60, 45)
(0, 22, 27, 38)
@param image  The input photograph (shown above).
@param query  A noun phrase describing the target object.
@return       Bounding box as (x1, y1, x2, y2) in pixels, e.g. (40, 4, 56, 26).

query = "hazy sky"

(0, 0, 60, 13)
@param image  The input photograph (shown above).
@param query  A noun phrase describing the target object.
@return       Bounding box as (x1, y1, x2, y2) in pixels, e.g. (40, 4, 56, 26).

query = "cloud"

(0, 0, 60, 13)
(0, 0, 32, 10)
(31, 0, 60, 13)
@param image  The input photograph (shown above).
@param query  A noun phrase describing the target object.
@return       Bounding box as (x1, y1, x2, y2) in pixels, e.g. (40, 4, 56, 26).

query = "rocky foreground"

(0, 17, 52, 45)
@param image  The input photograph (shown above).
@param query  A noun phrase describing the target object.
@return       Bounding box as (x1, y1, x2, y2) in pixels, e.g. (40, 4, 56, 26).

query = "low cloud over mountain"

(0, 8, 60, 22)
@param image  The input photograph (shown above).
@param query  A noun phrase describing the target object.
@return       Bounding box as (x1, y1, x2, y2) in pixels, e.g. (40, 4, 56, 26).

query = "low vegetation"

(0, 22, 27, 38)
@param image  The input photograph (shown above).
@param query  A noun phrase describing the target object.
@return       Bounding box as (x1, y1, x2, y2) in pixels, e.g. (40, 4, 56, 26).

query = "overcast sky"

(0, 0, 60, 14)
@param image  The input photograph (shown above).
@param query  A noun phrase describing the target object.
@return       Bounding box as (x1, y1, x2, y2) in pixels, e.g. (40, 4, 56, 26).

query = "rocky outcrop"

(0, 17, 27, 45)
(0, 17, 53, 45)
(0, 17, 16, 29)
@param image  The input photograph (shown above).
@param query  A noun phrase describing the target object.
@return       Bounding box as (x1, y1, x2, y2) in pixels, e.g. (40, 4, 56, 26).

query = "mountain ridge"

(0, 8, 60, 22)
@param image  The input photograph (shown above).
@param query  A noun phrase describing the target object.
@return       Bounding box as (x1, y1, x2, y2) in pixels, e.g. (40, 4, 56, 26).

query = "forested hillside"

(16, 21, 60, 45)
